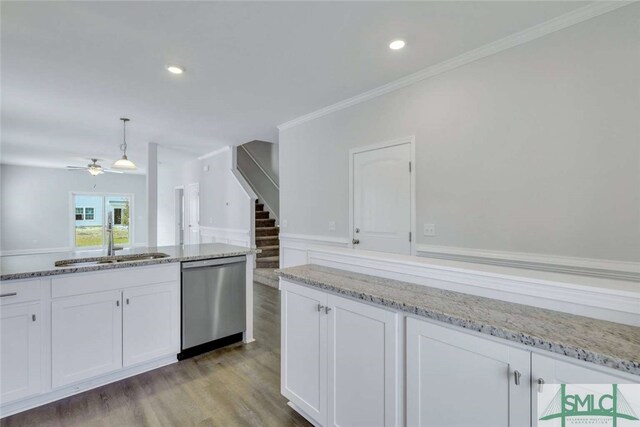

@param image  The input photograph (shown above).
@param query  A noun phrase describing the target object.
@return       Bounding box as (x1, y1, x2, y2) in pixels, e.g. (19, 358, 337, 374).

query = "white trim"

(277, 2, 632, 131)
(278, 234, 640, 326)
(417, 244, 640, 282)
(199, 226, 251, 248)
(197, 145, 230, 160)
(348, 136, 416, 255)
(237, 168, 279, 224)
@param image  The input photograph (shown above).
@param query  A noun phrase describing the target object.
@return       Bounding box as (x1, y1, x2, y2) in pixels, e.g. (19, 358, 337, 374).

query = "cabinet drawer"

(0, 279, 42, 306)
(51, 263, 179, 298)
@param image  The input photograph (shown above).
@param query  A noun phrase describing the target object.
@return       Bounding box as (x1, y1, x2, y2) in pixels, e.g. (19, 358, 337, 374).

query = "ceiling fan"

(66, 159, 123, 176)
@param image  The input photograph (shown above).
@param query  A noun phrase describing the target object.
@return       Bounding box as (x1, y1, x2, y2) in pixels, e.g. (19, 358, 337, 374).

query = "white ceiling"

(1, 1, 590, 172)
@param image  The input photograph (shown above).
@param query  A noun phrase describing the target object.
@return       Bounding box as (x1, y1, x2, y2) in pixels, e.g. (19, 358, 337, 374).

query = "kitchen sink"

(55, 253, 171, 267)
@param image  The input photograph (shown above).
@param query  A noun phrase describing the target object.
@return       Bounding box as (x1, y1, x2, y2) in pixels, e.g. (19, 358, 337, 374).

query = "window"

(85, 207, 95, 220)
(72, 194, 133, 248)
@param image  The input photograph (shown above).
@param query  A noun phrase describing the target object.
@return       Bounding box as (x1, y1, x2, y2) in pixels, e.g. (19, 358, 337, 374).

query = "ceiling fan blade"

(103, 169, 124, 174)
(66, 166, 88, 170)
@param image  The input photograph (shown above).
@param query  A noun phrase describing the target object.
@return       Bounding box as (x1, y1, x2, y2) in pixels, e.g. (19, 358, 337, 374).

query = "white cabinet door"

(52, 290, 122, 388)
(327, 294, 399, 427)
(123, 282, 179, 367)
(281, 280, 328, 426)
(406, 318, 530, 427)
(0, 302, 41, 403)
(531, 353, 638, 425)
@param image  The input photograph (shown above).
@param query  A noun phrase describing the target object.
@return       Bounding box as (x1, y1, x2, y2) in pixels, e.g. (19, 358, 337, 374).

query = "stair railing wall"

(237, 145, 279, 223)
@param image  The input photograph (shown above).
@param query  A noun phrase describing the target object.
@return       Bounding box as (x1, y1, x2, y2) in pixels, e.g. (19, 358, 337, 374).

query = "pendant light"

(112, 118, 137, 170)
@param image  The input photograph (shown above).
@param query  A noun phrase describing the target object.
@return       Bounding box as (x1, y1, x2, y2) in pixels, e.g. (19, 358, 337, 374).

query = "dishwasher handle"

(182, 256, 246, 270)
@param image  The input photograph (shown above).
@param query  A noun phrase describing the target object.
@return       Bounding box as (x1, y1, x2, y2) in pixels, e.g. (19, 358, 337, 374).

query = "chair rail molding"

(200, 226, 251, 248)
(278, 234, 639, 326)
(416, 244, 640, 282)
(277, 1, 632, 131)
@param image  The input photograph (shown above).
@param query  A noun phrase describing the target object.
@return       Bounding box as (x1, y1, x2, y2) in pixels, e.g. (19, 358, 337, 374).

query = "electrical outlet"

(424, 224, 436, 236)
(329, 221, 336, 232)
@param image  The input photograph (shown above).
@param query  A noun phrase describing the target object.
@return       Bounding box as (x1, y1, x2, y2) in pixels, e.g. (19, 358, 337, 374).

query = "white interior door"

(353, 143, 411, 255)
(186, 183, 199, 245)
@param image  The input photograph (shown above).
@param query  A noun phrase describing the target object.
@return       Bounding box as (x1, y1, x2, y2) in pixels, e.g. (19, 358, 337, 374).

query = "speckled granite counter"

(1, 243, 258, 281)
(276, 264, 640, 377)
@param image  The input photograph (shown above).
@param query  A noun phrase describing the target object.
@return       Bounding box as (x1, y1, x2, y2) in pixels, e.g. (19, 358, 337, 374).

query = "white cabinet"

(406, 317, 530, 427)
(52, 290, 122, 388)
(280, 280, 399, 427)
(281, 281, 328, 425)
(0, 302, 42, 403)
(327, 293, 399, 427)
(531, 353, 637, 424)
(123, 283, 180, 367)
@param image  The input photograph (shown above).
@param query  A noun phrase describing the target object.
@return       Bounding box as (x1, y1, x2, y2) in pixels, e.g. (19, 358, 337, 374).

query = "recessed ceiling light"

(389, 40, 406, 50)
(166, 65, 185, 74)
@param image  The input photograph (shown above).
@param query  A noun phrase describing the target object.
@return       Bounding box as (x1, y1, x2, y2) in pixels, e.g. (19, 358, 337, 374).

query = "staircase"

(255, 200, 279, 269)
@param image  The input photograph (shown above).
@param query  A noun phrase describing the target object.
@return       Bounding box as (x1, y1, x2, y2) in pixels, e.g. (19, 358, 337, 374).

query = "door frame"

(184, 182, 200, 245)
(174, 186, 184, 245)
(348, 136, 416, 255)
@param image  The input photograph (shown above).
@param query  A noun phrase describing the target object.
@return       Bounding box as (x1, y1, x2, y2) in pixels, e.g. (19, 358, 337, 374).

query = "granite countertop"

(276, 264, 640, 377)
(1, 243, 259, 281)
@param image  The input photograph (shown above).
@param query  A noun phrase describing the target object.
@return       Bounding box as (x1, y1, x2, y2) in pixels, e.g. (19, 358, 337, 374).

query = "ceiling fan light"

(112, 155, 137, 170)
(88, 167, 104, 176)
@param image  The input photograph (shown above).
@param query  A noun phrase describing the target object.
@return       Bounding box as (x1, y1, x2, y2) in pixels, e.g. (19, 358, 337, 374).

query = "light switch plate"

(329, 221, 336, 232)
(424, 224, 436, 236)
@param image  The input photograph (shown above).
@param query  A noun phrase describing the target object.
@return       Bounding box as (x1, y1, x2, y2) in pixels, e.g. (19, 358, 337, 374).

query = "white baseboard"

(417, 244, 640, 282)
(200, 226, 251, 248)
(279, 234, 640, 326)
(0, 355, 177, 419)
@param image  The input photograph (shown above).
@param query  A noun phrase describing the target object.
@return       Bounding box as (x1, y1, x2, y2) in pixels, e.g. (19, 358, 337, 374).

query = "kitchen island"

(0, 243, 258, 418)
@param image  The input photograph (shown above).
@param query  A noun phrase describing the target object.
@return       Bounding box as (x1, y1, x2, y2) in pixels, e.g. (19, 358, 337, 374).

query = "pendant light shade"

(112, 118, 137, 170)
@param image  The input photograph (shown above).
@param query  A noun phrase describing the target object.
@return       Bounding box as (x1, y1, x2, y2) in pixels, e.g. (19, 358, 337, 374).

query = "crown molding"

(277, 1, 634, 132)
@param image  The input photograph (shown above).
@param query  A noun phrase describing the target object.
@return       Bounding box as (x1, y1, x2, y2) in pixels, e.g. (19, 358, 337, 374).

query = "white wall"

(279, 5, 640, 263)
(196, 148, 250, 231)
(0, 164, 148, 253)
(156, 147, 253, 246)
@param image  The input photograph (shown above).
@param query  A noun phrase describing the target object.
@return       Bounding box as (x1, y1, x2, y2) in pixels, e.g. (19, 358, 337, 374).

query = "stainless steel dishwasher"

(179, 256, 246, 359)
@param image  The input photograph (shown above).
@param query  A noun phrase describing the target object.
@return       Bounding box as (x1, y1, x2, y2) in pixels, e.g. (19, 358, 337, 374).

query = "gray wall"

(1, 164, 148, 253)
(237, 141, 279, 219)
(279, 5, 640, 262)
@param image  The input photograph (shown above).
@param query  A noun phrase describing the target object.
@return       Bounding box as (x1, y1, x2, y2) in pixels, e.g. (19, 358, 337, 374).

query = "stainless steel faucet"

(107, 212, 121, 256)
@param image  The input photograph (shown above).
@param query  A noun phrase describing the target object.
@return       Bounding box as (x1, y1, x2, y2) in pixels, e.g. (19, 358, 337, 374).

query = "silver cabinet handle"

(126, 298, 130, 305)
(32, 314, 36, 322)
(324, 306, 332, 314)
(538, 378, 545, 392)
(514, 370, 521, 386)
(0, 292, 17, 298)
(116, 300, 120, 307)
(317, 304, 324, 312)
(352, 239, 360, 245)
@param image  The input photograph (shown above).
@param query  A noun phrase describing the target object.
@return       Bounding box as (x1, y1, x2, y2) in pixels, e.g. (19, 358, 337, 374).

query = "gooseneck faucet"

(107, 211, 120, 256)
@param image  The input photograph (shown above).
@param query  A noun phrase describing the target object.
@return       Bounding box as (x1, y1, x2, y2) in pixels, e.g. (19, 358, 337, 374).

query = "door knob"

(352, 239, 360, 245)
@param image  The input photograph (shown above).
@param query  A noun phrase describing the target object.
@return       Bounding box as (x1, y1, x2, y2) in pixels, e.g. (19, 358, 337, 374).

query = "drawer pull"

(317, 304, 324, 312)
(324, 306, 332, 314)
(514, 370, 521, 386)
(538, 378, 545, 392)
(0, 292, 17, 298)
(32, 314, 36, 322)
